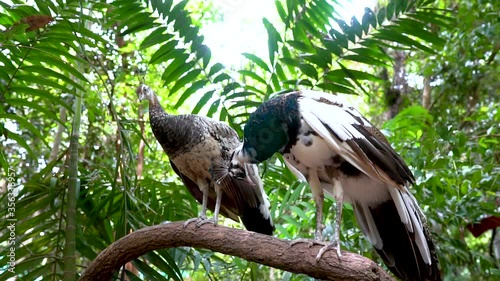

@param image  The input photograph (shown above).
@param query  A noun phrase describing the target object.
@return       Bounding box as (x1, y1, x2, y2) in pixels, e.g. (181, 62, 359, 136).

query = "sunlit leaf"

(243, 53, 270, 72)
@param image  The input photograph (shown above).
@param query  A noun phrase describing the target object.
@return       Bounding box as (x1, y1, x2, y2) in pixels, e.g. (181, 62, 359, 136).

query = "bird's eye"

(258, 128, 273, 144)
(229, 164, 246, 180)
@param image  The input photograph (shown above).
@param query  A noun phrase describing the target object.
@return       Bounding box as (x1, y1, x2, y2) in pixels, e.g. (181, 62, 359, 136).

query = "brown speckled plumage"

(138, 84, 274, 235)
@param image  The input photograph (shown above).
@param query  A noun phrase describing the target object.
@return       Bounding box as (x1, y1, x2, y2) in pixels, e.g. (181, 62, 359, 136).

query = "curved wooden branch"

(79, 221, 395, 281)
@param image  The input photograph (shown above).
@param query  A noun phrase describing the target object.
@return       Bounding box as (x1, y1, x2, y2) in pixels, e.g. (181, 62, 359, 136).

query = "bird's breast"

(287, 131, 336, 169)
(171, 139, 222, 184)
(284, 129, 390, 206)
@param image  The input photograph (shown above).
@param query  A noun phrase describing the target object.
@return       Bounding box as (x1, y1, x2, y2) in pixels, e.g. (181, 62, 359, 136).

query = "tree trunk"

(384, 51, 409, 119)
(422, 76, 432, 109)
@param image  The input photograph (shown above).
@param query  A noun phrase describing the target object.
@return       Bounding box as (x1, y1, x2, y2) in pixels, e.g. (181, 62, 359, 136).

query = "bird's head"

(229, 150, 247, 180)
(229, 144, 250, 180)
(137, 84, 154, 102)
(227, 146, 255, 185)
(238, 96, 295, 164)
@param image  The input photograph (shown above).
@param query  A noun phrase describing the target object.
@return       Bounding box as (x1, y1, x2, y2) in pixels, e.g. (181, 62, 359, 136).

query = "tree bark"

(422, 76, 432, 109)
(384, 51, 409, 119)
(80, 221, 395, 281)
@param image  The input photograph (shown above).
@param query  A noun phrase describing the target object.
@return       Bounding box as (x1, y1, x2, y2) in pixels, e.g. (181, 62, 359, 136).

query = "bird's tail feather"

(354, 193, 441, 281)
(239, 163, 275, 235)
(240, 204, 275, 235)
(212, 160, 274, 235)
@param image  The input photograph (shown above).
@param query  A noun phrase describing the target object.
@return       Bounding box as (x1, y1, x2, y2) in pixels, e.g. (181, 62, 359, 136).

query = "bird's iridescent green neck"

(241, 93, 301, 163)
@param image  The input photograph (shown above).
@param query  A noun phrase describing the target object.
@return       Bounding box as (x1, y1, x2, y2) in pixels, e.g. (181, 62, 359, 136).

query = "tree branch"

(80, 221, 395, 281)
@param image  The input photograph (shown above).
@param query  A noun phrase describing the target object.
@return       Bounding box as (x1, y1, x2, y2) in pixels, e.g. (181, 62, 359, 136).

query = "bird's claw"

(183, 217, 203, 228)
(195, 218, 218, 228)
(315, 241, 341, 262)
(290, 238, 327, 248)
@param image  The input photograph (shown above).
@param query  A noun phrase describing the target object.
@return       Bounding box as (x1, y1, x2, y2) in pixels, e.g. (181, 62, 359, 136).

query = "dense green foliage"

(0, 0, 498, 280)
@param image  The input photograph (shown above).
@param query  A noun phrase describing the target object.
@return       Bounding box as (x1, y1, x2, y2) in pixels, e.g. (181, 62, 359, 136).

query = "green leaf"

(3, 130, 37, 160)
(225, 91, 256, 100)
(271, 73, 280, 91)
(296, 79, 313, 87)
(334, 19, 351, 38)
(243, 53, 270, 72)
(120, 13, 156, 35)
(191, 90, 214, 114)
(239, 70, 267, 85)
(287, 40, 314, 52)
(167, 0, 189, 25)
(325, 69, 383, 82)
(169, 69, 202, 96)
(206, 99, 220, 118)
(298, 63, 318, 80)
(1, 114, 50, 148)
(161, 54, 191, 84)
(15, 74, 71, 94)
(0, 150, 8, 175)
(174, 79, 208, 109)
(304, 48, 331, 68)
(31, 54, 88, 82)
(396, 18, 446, 47)
(301, 16, 323, 38)
(9, 86, 72, 111)
(4, 98, 63, 125)
(20, 65, 85, 92)
(377, 7, 386, 25)
(280, 57, 299, 67)
(289, 206, 309, 222)
(407, 11, 454, 28)
(263, 18, 281, 65)
(149, 40, 178, 65)
(292, 21, 310, 43)
(387, 1, 395, 19)
(152, 0, 173, 17)
(329, 29, 349, 48)
(213, 72, 232, 83)
(143, 252, 182, 281)
(342, 54, 388, 66)
(322, 38, 343, 56)
(275, 63, 287, 81)
(227, 100, 263, 110)
(397, 0, 408, 15)
(132, 259, 169, 280)
(208, 63, 225, 77)
(141, 27, 172, 49)
(197, 45, 211, 68)
(275, 0, 288, 26)
(373, 29, 435, 53)
(316, 82, 355, 94)
(362, 8, 377, 31)
(223, 82, 241, 93)
(350, 16, 363, 38)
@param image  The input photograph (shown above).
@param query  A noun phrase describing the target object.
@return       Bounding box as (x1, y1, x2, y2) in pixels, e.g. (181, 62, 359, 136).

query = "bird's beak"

(234, 143, 255, 163)
(240, 165, 256, 186)
(229, 146, 255, 185)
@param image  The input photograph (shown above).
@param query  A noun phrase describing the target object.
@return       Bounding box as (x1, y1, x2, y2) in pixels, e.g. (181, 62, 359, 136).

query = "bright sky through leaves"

(203, 0, 377, 67)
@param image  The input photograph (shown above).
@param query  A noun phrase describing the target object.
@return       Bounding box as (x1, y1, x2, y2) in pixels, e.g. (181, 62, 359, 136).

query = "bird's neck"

(147, 97, 190, 156)
(148, 94, 168, 117)
(278, 93, 301, 142)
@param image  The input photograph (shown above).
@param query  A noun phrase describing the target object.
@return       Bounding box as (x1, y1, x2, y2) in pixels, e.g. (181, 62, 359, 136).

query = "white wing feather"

(297, 90, 432, 265)
(283, 158, 307, 182)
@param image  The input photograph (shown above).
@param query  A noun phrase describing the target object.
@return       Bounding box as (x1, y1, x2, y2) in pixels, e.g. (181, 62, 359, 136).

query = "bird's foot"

(315, 241, 341, 262)
(184, 217, 206, 228)
(290, 238, 327, 248)
(195, 217, 218, 228)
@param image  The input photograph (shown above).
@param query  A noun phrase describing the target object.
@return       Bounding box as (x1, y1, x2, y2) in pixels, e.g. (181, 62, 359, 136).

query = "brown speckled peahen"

(137, 84, 274, 235)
